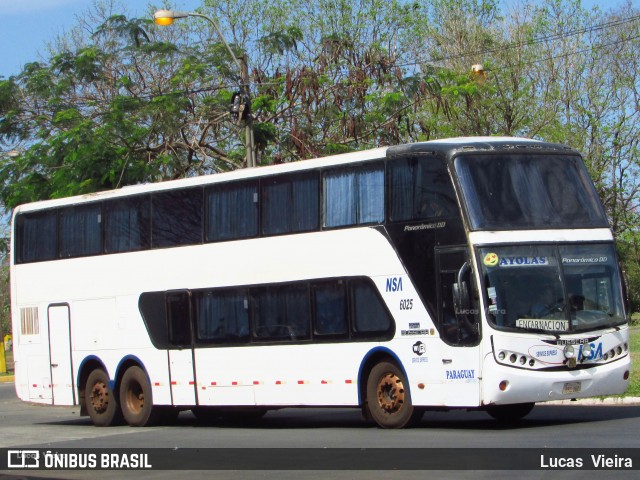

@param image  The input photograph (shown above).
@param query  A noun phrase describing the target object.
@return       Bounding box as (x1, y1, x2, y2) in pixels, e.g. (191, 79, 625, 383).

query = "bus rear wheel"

(119, 366, 161, 427)
(85, 368, 122, 427)
(365, 361, 422, 429)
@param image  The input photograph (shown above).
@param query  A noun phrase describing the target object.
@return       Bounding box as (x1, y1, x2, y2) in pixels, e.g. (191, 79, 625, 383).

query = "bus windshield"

(480, 244, 625, 333)
(454, 154, 609, 230)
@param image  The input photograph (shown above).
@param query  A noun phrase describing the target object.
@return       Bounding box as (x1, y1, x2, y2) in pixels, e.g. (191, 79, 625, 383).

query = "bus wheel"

(85, 368, 122, 427)
(119, 366, 160, 427)
(486, 403, 535, 423)
(366, 361, 421, 429)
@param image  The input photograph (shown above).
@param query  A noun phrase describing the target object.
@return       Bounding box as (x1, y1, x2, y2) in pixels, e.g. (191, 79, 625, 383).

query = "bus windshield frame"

(478, 243, 626, 334)
(454, 153, 609, 230)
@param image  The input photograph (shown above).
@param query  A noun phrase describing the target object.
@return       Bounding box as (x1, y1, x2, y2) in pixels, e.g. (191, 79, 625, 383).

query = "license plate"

(562, 381, 582, 394)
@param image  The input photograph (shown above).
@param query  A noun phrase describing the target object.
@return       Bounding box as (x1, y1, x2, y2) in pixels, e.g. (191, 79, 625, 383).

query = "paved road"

(1, 382, 639, 479)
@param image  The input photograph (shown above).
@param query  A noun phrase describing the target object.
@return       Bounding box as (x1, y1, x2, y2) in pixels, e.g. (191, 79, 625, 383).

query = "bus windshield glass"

(480, 244, 625, 333)
(454, 154, 609, 230)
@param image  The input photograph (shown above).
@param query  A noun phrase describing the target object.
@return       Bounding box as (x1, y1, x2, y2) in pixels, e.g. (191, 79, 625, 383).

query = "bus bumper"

(481, 353, 631, 406)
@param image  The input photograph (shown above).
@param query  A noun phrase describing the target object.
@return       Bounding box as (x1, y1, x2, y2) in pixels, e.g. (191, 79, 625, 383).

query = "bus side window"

(152, 188, 203, 248)
(15, 210, 58, 263)
(251, 285, 310, 341)
(206, 181, 258, 242)
(388, 156, 457, 222)
(193, 289, 249, 343)
(167, 291, 192, 347)
(312, 282, 348, 336)
(350, 279, 392, 335)
(323, 165, 384, 228)
(59, 203, 102, 258)
(104, 195, 150, 253)
(261, 172, 319, 235)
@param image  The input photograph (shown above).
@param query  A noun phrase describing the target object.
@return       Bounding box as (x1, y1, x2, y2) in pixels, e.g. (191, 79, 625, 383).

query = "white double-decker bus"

(10, 137, 630, 428)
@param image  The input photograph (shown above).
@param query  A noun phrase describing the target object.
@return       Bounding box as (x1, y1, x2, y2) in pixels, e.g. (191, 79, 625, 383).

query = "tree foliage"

(1, 0, 640, 309)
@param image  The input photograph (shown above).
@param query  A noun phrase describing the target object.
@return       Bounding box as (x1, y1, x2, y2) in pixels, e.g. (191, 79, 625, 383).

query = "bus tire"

(365, 361, 421, 429)
(119, 366, 160, 427)
(486, 402, 535, 423)
(85, 368, 123, 427)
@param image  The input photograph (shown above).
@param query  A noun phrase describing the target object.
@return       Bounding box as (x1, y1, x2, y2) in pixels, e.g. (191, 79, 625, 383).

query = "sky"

(0, 0, 202, 79)
(0, 0, 639, 79)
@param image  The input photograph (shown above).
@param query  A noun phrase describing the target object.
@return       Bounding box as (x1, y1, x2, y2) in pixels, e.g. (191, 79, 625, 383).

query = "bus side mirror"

(453, 262, 471, 315)
(453, 261, 478, 337)
(621, 268, 632, 316)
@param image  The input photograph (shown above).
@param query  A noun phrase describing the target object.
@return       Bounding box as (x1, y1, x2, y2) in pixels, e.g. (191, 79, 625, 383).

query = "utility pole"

(154, 9, 257, 168)
(239, 56, 256, 168)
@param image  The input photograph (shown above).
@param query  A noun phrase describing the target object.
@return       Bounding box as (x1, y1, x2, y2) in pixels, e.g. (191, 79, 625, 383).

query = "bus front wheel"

(85, 368, 122, 427)
(119, 366, 160, 427)
(365, 361, 422, 429)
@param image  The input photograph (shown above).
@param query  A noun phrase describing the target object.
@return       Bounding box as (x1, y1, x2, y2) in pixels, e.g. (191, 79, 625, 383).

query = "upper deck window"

(152, 188, 202, 248)
(15, 210, 57, 263)
(206, 181, 258, 242)
(388, 156, 458, 222)
(455, 154, 609, 230)
(261, 172, 319, 235)
(104, 196, 150, 253)
(59, 203, 102, 258)
(323, 164, 384, 228)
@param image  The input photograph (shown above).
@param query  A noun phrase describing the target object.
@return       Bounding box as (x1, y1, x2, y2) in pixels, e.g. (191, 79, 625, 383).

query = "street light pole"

(153, 9, 256, 168)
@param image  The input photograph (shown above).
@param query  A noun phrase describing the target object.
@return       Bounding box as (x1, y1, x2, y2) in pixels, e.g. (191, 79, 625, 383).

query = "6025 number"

(400, 299, 413, 310)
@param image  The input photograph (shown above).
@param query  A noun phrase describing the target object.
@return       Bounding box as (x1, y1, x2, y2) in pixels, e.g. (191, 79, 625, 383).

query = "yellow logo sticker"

(484, 252, 499, 267)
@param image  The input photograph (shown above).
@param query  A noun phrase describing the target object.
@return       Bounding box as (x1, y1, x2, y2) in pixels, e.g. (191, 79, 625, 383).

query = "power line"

(423, 13, 640, 64)
(383, 13, 640, 72)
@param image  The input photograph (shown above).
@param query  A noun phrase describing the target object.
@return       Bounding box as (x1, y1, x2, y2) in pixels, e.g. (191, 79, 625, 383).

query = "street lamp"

(153, 9, 256, 168)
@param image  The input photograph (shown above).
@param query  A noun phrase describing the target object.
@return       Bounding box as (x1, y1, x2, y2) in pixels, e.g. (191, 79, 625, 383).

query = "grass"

(625, 327, 640, 397)
(0, 347, 13, 377)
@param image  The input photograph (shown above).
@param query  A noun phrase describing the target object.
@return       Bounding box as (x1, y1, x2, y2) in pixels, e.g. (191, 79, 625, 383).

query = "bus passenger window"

(206, 181, 258, 242)
(104, 196, 150, 253)
(262, 173, 319, 235)
(313, 283, 347, 336)
(194, 289, 249, 343)
(251, 285, 310, 341)
(388, 156, 457, 222)
(323, 165, 384, 228)
(167, 292, 192, 347)
(152, 188, 202, 248)
(351, 280, 392, 334)
(59, 203, 102, 258)
(16, 210, 57, 263)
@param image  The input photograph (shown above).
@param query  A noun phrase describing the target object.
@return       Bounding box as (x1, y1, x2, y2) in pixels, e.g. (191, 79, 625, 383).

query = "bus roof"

(12, 136, 576, 214)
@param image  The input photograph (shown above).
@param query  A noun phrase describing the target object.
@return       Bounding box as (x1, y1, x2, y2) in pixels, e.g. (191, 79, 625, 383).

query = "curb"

(0, 375, 15, 383)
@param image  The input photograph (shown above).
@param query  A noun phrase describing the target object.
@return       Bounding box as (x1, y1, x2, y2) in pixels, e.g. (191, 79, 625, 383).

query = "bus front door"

(47, 304, 76, 405)
(435, 248, 481, 407)
(166, 291, 197, 406)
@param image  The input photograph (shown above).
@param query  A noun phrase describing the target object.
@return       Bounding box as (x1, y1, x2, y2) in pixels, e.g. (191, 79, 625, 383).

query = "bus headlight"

(564, 345, 576, 359)
(581, 343, 591, 360)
